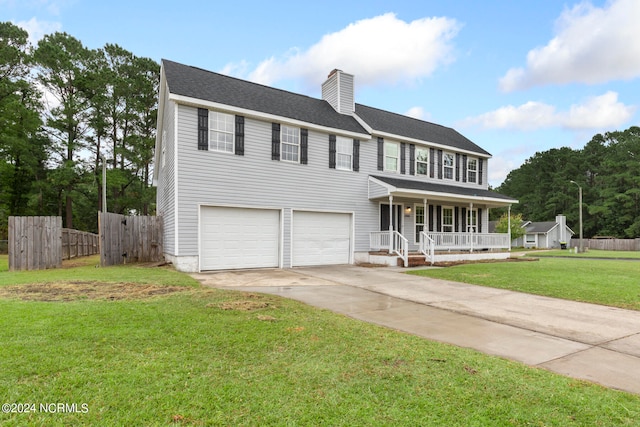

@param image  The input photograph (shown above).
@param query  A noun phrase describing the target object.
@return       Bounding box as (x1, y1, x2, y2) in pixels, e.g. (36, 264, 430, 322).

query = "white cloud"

(15, 17, 62, 45)
(459, 91, 635, 131)
(487, 155, 519, 187)
(223, 13, 460, 88)
(404, 106, 431, 121)
(499, 0, 640, 91)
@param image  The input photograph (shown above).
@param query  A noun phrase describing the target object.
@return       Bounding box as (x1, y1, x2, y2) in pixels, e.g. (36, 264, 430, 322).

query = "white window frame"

(525, 234, 536, 244)
(384, 142, 399, 172)
(209, 111, 235, 153)
(336, 137, 353, 171)
(415, 147, 429, 176)
(281, 125, 300, 163)
(467, 157, 478, 184)
(467, 208, 478, 233)
(414, 204, 425, 244)
(442, 206, 454, 233)
(443, 152, 454, 180)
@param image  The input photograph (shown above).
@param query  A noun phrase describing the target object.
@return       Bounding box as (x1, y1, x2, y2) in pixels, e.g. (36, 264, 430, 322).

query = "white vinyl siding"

(416, 147, 428, 176)
(384, 142, 399, 172)
(336, 137, 353, 170)
(209, 111, 234, 153)
(281, 125, 300, 162)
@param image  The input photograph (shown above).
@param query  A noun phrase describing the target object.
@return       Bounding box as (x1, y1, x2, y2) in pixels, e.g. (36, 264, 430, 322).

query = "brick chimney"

(321, 69, 355, 115)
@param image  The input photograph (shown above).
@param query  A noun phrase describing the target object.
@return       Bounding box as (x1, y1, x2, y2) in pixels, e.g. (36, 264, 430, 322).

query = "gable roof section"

(162, 59, 367, 135)
(355, 104, 491, 156)
(525, 222, 557, 233)
(370, 175, 517, 205)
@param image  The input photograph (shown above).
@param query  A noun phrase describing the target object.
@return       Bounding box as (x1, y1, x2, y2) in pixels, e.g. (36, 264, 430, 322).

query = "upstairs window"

(336, 137, 353, 170)
(210, 111, 235, 153)
(467, 158, 478, 183)
(384, 142, 399, 172)
(281, 125, 300, 162)
(416, 147, 429, 175)
(443, 152, 454, 180)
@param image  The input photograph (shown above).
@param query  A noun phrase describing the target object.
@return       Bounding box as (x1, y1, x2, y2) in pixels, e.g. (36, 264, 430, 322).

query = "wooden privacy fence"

(570, 238, 640, 251)
(8, 216, 62, 271)
(61, 228, 99, 260)
(99, 212, 163, 266)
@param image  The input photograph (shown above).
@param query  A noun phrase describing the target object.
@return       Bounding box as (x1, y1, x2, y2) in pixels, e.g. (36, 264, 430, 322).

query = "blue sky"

(3, 0, 639, 186)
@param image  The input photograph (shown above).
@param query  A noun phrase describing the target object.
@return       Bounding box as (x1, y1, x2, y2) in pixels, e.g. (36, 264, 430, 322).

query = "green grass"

(529, 249, 640, 259)
(409, 257, 640, 310)
(0, 258, 639, 425)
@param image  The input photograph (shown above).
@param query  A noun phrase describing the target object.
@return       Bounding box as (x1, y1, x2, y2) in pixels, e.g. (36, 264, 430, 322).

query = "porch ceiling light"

(405, 207, 412, 214)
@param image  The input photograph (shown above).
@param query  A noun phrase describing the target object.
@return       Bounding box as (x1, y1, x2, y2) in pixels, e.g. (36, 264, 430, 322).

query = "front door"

(380, 204, 402, 232)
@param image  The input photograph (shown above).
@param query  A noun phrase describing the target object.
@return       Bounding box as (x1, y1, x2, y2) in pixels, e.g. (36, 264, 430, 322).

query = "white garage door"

(292, 211, 351, 267)
(200, 206, 280, 270)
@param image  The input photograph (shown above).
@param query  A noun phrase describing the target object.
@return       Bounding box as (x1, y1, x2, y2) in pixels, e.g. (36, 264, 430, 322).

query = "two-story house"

(153, 60, 518, 272)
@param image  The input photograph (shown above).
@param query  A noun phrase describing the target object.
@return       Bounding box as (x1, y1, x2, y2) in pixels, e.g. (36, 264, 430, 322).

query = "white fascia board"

(169, 93, 371, 140)
(373, 130, 492, 159)
(352, 113, 373, 134)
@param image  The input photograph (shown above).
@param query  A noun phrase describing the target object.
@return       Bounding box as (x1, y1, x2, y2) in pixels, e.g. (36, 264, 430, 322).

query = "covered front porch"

(368, 175, 518, 267)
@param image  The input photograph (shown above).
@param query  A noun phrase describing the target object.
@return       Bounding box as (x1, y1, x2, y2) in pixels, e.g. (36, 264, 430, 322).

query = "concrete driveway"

(192, 265, 640, 395)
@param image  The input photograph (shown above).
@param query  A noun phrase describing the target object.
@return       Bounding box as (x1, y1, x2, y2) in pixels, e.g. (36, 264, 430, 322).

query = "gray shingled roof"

(162, 59, 367, 135)
(356, 104, 491, 156)
(163, 59, 491, 156)
(524, 222, 558, 233)
(371, 175, 517, 202)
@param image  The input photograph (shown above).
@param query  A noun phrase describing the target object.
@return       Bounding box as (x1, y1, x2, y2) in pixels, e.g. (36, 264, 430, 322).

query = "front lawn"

(531, 249, 640, 259)
(409, 257, 640, 311)
(0, 259, 639, 425)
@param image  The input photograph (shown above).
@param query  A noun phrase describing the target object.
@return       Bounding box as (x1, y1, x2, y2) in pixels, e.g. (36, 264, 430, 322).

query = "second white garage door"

(292, 211, 352, 267)
(200, 206, 280, 270)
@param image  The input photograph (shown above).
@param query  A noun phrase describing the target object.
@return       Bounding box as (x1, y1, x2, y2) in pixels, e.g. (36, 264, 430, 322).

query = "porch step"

(398, 253, 433, 267)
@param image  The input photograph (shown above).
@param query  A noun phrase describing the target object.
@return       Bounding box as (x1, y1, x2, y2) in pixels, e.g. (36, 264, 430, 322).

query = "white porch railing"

(419, 231, 435, 265)
(427, 232, 510, 251)
(370, 230, 409, 267)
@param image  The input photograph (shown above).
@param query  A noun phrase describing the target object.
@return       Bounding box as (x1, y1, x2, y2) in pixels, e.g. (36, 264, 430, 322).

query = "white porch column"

(423, 198, 428, 235)
(388, 195, 394, 254)
(507, 205, 512, 252)
(469, 202, 474, 253)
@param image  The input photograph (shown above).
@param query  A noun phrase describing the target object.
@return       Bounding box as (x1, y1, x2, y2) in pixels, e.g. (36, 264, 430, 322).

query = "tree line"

(494, 126, 640, 239)
(0, 21, 158, 239)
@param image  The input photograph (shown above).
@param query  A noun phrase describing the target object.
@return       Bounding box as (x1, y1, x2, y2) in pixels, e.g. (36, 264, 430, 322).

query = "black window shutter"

(271, 123, 280, 160)
(329, 135, 336, 169)
(436, 206, 442, 232)
(409, 144, 415, 175)
(428, 205, 434, 232)
(462, 155, 467, 182)
(234, 115, 244, 156)
(197, 108, 208, 150)
(478, 208, 483, 232)
(462, 208, 467, 231)
(377, 137, 384, 170)
(400, 143, 406, 174)
(300, 128, 308, 164)
(353, 139, 360, 172)
(429, 148, 435, 178)
(454, 207, 460, 232)
(437, 150, 443, 179)
(478, 159, 484, 185)
(455, 154, 461, 181)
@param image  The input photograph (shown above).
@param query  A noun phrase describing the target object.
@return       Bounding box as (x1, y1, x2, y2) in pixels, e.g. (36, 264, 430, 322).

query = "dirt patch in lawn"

(0, 282, 189, 302)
